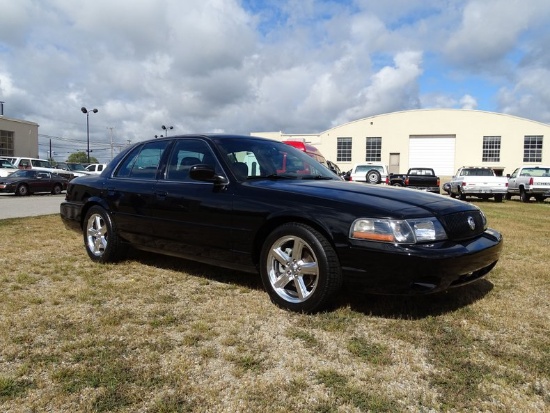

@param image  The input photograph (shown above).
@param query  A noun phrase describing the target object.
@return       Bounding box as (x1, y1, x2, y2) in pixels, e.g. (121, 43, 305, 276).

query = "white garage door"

(409, 135, 456, 176)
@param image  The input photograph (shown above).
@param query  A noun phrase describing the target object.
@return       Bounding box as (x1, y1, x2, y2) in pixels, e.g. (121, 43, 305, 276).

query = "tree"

(67, 151, 98, 164)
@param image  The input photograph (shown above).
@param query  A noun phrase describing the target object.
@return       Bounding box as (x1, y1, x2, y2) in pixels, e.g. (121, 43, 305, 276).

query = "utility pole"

(107, 127, 115, 160)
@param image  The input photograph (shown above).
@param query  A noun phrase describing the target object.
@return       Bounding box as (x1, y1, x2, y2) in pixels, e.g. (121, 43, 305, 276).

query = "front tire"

(260, 223, 342, 313)
(16, 184, 29, 196)
(83, 206, 126, 263)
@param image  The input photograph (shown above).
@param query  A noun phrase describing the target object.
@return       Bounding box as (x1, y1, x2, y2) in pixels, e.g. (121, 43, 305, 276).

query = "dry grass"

(0, 199, 549, 412)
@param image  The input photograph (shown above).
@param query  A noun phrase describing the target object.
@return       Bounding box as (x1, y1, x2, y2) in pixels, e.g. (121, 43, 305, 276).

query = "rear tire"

(51, 184, 62, 195)
(520, 188, 530, 202)
(260, 223, 342, 313)
(458, 188, 467, 201)
(494, 194, 503, 203)
(83, 206, 126, 263)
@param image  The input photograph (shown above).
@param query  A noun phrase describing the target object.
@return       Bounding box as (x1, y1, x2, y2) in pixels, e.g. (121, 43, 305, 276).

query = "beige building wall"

(254, 109, 550, 177)
(0, 116, 39, 158)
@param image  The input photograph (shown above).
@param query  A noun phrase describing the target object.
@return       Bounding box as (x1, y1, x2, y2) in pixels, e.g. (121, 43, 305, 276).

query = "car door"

(106, 140, 171, 245)
(150, 138, 237, 266)
(507, 168, 519, 194)
(34, 171, 53, 192)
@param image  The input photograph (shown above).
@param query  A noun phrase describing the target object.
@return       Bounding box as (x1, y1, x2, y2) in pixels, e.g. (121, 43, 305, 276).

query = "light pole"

(81, 107, 98, 163)
(162, 125, 173, 136)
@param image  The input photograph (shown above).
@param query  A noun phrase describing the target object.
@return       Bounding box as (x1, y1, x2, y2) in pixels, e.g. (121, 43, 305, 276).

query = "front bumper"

(338, 228, 503, 294)
(0, 185, 15, 193)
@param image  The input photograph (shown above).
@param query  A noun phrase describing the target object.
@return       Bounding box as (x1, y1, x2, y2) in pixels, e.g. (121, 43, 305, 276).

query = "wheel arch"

(251, 215, 338, 268)
(79, 196, 113, 229)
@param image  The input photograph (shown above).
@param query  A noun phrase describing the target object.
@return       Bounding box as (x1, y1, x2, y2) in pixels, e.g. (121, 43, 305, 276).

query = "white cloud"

(459, 94, 477, 110)
(498, 66, 550, 122)
(334, 51, 423, 125)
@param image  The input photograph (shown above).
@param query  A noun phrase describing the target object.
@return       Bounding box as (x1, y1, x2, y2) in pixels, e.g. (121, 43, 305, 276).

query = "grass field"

(0, 200, 548, 412)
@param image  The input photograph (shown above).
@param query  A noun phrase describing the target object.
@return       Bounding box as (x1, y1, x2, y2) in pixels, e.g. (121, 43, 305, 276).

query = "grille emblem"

(467, 216, 476, 230)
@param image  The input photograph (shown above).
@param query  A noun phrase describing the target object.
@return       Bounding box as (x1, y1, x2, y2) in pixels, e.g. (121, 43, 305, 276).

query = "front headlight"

(350, 217, 447, 244)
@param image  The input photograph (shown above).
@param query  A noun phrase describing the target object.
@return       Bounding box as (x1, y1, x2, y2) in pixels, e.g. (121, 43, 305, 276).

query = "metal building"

(254, 109, 550, 178)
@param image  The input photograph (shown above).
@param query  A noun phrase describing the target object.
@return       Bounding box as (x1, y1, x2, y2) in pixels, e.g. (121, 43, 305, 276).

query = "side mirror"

(506, 174, 511, 178)
(189, 164, 228, 185)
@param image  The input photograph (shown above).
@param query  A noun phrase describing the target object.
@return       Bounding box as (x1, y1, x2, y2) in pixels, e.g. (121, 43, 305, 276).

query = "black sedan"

(0, 169, 68, 196)
(60, 134, 503, 312)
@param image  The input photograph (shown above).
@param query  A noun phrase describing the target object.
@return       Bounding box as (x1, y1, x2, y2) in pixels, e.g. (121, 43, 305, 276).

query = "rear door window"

(115, 141, 170, 179)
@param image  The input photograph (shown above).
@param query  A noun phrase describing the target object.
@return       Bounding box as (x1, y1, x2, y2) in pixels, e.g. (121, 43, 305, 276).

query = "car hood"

(243, 179, 472, 218)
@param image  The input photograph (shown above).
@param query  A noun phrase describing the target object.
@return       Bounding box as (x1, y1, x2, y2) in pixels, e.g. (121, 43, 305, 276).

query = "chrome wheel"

(83, 206, 126, 263)
(86, 212, 108, 257)
(265, 234, 320, 304)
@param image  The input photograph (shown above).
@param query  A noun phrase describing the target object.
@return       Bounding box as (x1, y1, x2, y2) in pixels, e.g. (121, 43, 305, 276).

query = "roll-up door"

(409, 135, 456, 176)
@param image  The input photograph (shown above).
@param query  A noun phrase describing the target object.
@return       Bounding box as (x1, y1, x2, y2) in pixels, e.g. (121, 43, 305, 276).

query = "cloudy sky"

(1, 0, 550, 162)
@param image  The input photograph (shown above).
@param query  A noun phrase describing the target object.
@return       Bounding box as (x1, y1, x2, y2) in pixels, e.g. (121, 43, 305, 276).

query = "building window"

(365, 137, 381, 161)
(482, 136, 501, 162)
(337, 137, 352, 162)
(0, 130, 14, 156)
(523, 135, 543, 163)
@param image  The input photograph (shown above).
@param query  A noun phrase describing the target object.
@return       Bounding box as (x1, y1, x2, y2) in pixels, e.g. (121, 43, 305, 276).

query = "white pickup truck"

(506, 165, 550, 202)
(449, 167, 508, 202)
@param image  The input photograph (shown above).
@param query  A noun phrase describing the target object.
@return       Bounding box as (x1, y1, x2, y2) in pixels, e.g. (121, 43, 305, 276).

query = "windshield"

(0, 159, 16, 168)
(9, 170, 34, 178)
(213, 137, 338, 180)
(68, 163, 88, 171)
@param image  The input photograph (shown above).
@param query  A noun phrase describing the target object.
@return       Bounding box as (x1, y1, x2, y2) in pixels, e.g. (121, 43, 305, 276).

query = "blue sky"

(1, 0, 550, 162)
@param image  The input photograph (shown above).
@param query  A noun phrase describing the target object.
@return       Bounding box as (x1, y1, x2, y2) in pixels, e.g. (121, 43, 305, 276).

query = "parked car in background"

(388, 167, 440, 193)
(8, 157, 74, 181)
(60, 134, 502, 313)
(442, 182, 451, 195)
(348, 162, 389, 184)
(85, 163, 108, 175)
(282, 140, 328, 166)
(55, 162, 91, 177)
(449, 167, 508, 202)
(0, 158, 18, 177)
(0, 169, 68, 195)
(506, 165, 550, 202)
(326, 160, 342, 177)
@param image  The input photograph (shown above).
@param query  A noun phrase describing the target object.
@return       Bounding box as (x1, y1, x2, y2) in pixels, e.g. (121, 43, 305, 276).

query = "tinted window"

(115, 140, 169, 179)
(166, 139, 222, 181)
